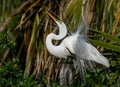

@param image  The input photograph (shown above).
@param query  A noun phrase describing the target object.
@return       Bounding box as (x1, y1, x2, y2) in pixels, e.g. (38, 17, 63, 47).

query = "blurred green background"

(0, 0, 120, 86)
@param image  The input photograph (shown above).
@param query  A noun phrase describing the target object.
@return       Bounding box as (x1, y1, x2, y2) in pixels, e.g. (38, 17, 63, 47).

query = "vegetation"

(0, 0, 120, 86)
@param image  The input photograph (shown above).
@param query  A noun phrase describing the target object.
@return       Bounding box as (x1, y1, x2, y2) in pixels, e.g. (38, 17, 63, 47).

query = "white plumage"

(46, 12, 110, 85)
(46, 12, 109, 68)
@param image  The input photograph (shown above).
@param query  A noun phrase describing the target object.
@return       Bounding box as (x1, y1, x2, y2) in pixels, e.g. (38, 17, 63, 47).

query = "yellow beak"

(47, 12, 57, 22)
(47, 12, 62, 24)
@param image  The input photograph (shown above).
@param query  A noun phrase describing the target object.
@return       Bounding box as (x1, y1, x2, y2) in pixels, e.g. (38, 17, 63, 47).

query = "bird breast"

(62, 33, 79, 55)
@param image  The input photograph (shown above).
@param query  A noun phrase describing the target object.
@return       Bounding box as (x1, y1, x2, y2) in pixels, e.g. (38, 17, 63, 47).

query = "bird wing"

(74, 36, 109, 68)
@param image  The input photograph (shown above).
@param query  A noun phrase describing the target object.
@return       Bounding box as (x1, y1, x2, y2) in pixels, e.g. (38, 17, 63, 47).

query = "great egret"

(46, 12, 110, 85)
(46, 12, 109, 68)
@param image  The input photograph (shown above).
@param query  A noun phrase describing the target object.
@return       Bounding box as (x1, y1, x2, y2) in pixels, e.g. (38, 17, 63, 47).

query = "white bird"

(46, 12, 109, 69)
(46, 12, 110, 85)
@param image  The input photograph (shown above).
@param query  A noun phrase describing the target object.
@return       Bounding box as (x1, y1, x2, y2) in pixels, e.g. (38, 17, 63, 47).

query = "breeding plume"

(46, 12, 109, 68)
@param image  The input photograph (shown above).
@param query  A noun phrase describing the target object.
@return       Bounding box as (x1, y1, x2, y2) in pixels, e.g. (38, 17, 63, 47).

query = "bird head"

(47, 12, 67, 37)
(47, 12, 62, 26)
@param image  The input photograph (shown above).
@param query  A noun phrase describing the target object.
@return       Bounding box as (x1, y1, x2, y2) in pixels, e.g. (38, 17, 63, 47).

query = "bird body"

(46, 12, 110, 68)
(46, 28, 109, 67)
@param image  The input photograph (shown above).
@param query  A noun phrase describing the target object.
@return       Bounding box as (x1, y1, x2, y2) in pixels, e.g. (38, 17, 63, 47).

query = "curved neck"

(54, 22, 67, 40)
(46, 22, 67, 57)
(46, 22, 67, 43)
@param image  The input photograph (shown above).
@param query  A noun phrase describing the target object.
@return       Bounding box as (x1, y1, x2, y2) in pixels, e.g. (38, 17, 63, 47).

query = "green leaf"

(89, 39, 120, 52)
(110, 60, 116, 66)
(65, 0, 82, 31)
(90, 29, 120, 44)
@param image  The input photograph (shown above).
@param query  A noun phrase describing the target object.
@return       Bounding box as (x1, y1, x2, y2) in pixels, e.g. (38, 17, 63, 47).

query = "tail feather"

(86, 42, 110, 67)
(74, 36, 110, 68)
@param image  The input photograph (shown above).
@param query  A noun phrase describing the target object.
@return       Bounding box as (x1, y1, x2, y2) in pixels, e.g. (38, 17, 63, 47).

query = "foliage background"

(0, 0, 120, 86)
